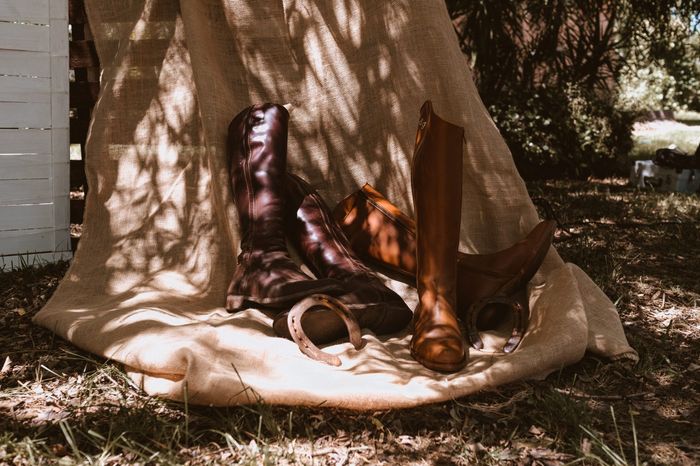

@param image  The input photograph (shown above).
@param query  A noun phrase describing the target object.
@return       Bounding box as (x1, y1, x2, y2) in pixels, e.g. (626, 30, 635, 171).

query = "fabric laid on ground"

(34, 0, 637, 409)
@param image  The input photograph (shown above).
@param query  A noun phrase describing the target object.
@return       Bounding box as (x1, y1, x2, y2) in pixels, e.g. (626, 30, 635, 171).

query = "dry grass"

(1, 178, 698, 465)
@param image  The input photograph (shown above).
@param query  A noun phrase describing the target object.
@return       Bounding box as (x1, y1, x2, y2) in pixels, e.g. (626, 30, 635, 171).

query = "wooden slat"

(0, 179, 51, 205)
(50, 16, 68, 56)
(52, 163, 70, 199)
(0, 203, 52, 231)
(0, 226, 53, 255)
(50, 0, 67, 21)
(0, 0, 49, 23)
(0, 102, 51, 128)
(0, 21, 50, 52)
(69, 40, 97, 68)
(0, 153, 51, 179)
(0, 50, 50, 77)
(53, 191, 69, 230)
(0, 128, 51, 154)
(0, 75, 50, 103)
(69, 81, 99, 106)
(51, 92, 69, 129)
(0, 0, 71, 265)
(54, 225, 70, 252)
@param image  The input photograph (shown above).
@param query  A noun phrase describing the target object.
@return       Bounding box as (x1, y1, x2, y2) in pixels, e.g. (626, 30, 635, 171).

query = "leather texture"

(272, 173, 413, 345)
(409, 101, 467, 372)
(225, 104, 342, 311)
(333, 180, 555, 354)
(333, 184, 555, 321)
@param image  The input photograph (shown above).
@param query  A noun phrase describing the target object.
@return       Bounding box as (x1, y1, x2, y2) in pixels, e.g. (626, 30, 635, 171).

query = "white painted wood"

(49, 1, 71, 266)
(0, 50, 50, 77)
(49, 16, 67, 56)
(0, 129, 51, 154)
(0, 179, 51, 205)
(0, 203, 52, 230)
(0, 21, 50, 52)
(50, 91, 68, 128)
(52, 193, 68, 229)
(0, 0, 49, 23)
(0, 0, 71, 269)
(0, 226, 53, 255)
(54, 226, 70, 251)
(0, 153, 51, 178)
(0, 102, 51, 128)
(51, 160, 69, 196)
(49, 0, 66, 20)
(50, 54, 68, 91)
(0, 75, 50, 103)
(50, 127, 68, 163)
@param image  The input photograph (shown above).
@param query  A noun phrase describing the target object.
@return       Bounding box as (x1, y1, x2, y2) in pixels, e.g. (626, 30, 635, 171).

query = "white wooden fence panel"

(0, 227, 52, 255)
(0, 101, 52, 128)
(0, 75, 51, 103)
(0, 21, 50, 52)
(52, 161, 69, 196)
(0, 153, 51, 178)
(0, 0, 49, 23)
(0, 203, 52, 230)
(0, 129, 51, 154)
(0, 50, 51, 77)
(0, 179, 52, 205)
(0, 0, 70, 268)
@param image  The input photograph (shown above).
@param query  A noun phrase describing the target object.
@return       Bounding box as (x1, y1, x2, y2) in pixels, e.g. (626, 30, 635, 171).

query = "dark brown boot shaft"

(225, 104, 342, 311)
(228, 104, 290, 252)
(272, 173, 412, 343)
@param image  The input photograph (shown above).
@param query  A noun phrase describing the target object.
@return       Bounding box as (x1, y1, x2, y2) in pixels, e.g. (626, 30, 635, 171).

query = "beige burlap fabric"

(34, 0, 637, 409)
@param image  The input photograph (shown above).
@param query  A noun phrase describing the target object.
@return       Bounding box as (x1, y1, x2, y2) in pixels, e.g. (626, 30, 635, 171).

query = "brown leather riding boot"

(410, 101, 467, 372)
(272, 173, 413, 345)
(333, 183, 555, 352)
(225, 104, 342, 311)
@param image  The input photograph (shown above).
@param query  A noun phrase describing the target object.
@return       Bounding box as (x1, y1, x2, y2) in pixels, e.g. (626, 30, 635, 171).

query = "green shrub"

(489, 85, 635, 179)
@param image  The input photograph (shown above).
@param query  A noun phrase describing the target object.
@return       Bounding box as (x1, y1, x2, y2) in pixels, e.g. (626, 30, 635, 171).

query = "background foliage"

(445, 0, 700, 178)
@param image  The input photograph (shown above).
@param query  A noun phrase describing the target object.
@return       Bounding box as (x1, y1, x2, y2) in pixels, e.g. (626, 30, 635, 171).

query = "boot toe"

(411, 334, 467, 372)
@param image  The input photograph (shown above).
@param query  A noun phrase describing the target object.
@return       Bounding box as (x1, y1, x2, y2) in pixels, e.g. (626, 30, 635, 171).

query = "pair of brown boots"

(225, 102, 554, 372)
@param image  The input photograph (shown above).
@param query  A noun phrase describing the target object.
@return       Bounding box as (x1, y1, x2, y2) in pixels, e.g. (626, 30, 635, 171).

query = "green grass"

(675, 110, 700, 126)
(630, 121, 700, 161)
(1, 179, 699, 465)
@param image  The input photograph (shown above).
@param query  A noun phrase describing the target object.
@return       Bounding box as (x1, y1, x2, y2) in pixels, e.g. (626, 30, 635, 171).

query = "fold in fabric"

(34, 0, 636, 409)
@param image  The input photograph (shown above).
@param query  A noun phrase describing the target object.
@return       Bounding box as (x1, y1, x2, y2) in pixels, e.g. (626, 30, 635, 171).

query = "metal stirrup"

(466, 295, 527, 353)
(287, 294, 363, 366)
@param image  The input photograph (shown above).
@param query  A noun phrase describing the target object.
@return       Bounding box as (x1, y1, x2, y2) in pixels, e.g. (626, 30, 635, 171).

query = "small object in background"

(653, 142, 700, 170)
(630, 141, 700, 193)
(630, 159, 700, 193)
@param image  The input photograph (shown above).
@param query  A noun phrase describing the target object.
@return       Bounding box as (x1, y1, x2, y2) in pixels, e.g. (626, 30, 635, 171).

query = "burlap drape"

(34, 0, 636, 409)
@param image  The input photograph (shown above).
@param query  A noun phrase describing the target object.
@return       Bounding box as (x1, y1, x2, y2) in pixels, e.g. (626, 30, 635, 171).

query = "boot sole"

(410, 347, 468, 373)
